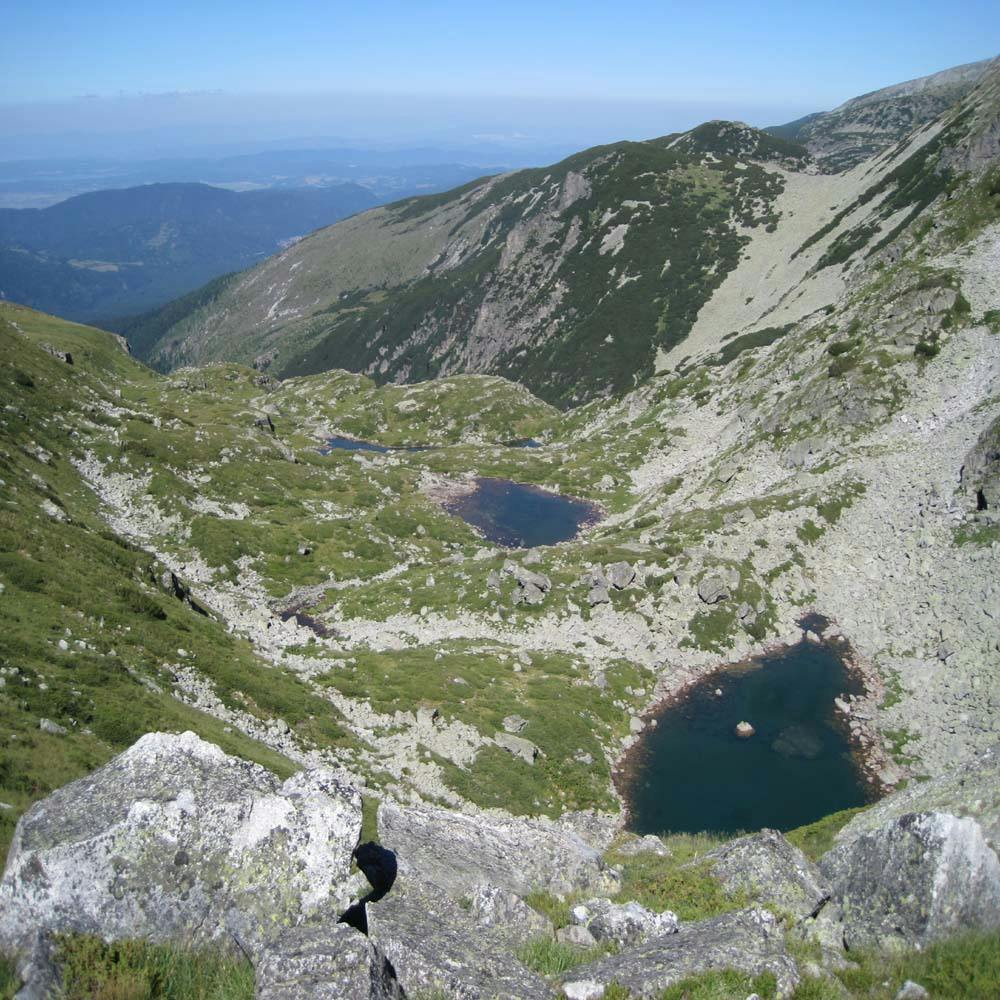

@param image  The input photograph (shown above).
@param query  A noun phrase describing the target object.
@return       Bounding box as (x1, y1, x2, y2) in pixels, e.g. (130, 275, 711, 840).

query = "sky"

(2, 0, 997, 159)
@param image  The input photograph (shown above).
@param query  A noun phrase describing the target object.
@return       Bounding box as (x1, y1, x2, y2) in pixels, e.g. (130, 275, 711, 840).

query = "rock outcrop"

(820, 749, 1000, 950)
(703, 829, 830, 920)
(0, 732, 361, 961)
(378, 799, 618, 899)
(567, 907, 798, 997)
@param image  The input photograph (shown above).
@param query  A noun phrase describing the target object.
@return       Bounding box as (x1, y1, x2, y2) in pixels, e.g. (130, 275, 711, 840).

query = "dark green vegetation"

(0, 182, 375, 324)
(624, 640, 867, 835)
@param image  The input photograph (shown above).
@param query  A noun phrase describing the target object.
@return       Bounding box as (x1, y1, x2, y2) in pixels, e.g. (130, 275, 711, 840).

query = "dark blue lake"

(321, 436, 430, 454)
(444, 477, 601, 548)
(505, 438, 543, 448)
(622, 634, 870, 835)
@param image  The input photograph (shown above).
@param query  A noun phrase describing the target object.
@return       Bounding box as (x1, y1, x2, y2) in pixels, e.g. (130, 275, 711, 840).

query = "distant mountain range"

(138, 57, 997, 407)
(0, 181, 378, 324)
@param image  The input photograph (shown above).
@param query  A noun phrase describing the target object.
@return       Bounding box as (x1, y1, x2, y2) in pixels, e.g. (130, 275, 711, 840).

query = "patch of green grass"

(796, 519, 824, 544)
(661, 969, 777, 1000)
(607, 833, 747, 921)
(55, 934, 254, 1000)
(515, 937, 617, 975)
(0, 954, 18, 1000)
(525, 890, 573, 929)
(785, 806, 867, 862)
(793, 931, 1000, 1000)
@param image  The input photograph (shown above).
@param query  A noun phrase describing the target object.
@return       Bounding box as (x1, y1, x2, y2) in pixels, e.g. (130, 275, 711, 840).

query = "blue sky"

(5, 0, 997, 104)
(2, 1, 997, 158)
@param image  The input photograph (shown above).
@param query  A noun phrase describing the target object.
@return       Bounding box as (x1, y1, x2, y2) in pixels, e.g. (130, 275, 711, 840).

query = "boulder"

(513, 582, 547, 606)
(569, 907, 798, 998)
(378, 799, 619, 899)
(588, 584, 611, 607)
(37, 719, 67, 736)
(366, 876, 551, 999)
(820, 811, 1000, 951)
(255, 923, 401, 1000)
(495, 732, 539, 765)
(697, 574, 731, 604)
(467, 884, 554, 946)
(570, 898, 678, 947)
(613, 834, 671, 858)
(701, 829, 830, 920)
(0, 732, 361, 961)
(502, 714, 528, 733)
(557, 923, 597, 947)
(606, 561, 636, 590)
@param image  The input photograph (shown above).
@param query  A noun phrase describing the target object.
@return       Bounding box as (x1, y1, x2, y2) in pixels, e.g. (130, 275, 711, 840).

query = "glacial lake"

(443, 477, 601, 548)
(321, 436, 430, 454)
(621, 630, 870, 835)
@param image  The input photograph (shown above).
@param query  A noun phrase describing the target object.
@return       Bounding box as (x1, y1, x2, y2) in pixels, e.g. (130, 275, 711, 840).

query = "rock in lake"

(735, 720, 756, 738)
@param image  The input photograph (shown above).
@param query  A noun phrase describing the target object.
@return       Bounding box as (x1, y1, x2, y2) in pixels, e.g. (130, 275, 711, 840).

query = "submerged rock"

(0, 732, 361, 962)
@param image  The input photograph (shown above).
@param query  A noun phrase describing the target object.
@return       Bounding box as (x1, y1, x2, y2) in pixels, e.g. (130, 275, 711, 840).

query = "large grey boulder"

(697, 574, 731, 604)
(820, 811, 1000, 951)
(378, 799, 619, 898)
(0, 732, 361, 962)
(820, 748, 1000, 950)
(255, 923, 401, 1000)
(606, 561, 636, 590)
(366, 875, 553, 999)
(702, 828, 830, 920)
(568, 907, 798, 998)
(494, 732, 539, 764)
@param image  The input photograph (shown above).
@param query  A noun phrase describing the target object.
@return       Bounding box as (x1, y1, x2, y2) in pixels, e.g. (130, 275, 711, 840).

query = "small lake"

(621, 630, 870, 835)
(321, 436, 431, 454)
(443, 477, 601, 548)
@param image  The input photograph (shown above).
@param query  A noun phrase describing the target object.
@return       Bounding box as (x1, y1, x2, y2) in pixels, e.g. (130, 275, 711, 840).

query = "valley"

(0, 53, 998, 1000)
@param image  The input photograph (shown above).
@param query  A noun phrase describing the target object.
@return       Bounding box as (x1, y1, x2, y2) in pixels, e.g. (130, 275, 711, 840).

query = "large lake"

(443, 477, 601, 548)
(621, 632, 870, 835)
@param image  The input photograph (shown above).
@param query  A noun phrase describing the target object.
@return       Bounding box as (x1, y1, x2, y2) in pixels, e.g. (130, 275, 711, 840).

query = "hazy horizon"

(3, 0, 997, 164)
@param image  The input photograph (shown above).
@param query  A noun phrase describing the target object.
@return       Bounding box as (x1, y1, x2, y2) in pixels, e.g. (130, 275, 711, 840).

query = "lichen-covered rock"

(468, 884, 554, 946)
(568, 907, 798, 998)
(570, 897, 678, 947)
(366, 876, 552, 999)
(820, 811, 1000, 951)
(255, 923, 401, 1000)
(697, 574, 731, 604)
(0, 732, 361, 961)
(831, 746, 1000, 849)
(378, 799, 619, 898)
(606, 561, 636, 590)
(702, 829, 831, 920)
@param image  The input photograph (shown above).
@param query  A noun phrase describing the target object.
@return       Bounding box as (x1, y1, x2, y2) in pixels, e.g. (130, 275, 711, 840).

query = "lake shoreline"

(611, 615, 892, 836)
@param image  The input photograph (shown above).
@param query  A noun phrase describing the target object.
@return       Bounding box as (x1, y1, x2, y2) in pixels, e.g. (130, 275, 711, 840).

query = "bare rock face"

(819, 749, 1000, 950)
(366, 876, 551, 999)
(701, 829, 831, 920)
(255, 923, 401, 1000)
(467, 883, 554, 946)
(378, 799, 619, 899)
(0, 732, 362, 962)
(821, 812, 1000, 951)
(568, 907, 798, 997)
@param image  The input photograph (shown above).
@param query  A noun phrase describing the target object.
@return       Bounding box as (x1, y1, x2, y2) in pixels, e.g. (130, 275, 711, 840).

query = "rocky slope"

(1, 734, 997, 997)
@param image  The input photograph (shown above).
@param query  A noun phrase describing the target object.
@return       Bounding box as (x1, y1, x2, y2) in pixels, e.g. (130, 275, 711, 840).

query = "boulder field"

(1, 733, 997, 998)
